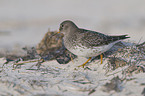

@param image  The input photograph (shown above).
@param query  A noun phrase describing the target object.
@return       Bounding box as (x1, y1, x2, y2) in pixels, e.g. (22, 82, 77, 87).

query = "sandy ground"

(0, 42, 145, 96)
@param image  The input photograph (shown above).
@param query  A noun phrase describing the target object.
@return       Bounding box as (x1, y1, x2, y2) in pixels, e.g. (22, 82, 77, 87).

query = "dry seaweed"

(105, 41, 145, 77)
(107, 57, 127, 70)
(36, 31, 77, 64)
(3, 31, 77, 66)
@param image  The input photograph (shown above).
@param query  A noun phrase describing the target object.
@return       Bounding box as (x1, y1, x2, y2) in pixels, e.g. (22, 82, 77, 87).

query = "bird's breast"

(65, 42, 117, 57)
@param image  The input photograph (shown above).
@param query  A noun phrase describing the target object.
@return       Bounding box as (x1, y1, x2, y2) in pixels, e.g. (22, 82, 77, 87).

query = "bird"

(58, 20, 130, 67)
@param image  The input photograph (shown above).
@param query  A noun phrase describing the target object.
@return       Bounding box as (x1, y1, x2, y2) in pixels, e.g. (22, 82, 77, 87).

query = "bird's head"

(58, 20, 78, 35)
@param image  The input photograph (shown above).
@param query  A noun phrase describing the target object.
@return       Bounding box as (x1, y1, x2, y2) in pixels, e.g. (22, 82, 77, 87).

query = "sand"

(0, 42, 145, 96)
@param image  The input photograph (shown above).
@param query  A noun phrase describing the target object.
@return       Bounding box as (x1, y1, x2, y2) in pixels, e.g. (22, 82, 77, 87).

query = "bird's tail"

(111, 35, 130, 41)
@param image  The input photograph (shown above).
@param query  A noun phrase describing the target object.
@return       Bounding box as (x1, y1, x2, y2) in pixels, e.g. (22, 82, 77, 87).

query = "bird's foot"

(77, 57, 92, 68)
(100, 54, 103, 64)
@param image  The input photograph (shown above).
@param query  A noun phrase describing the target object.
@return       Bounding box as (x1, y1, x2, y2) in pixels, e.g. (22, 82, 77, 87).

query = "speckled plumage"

(59, 20, 130, 57)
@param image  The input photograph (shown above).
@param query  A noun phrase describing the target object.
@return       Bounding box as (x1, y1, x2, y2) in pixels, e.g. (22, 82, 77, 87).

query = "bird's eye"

(61, 25, 64, 28)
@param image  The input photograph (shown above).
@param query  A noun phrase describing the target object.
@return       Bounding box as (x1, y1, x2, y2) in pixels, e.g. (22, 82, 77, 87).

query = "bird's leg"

(78, 57, 92, 68)
(70, 53, 74, 64)
(100, 54, 103, 64)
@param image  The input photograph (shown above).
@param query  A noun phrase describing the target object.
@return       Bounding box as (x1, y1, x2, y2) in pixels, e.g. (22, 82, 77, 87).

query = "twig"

(136, 41, 145, 47)
(13, 59, 42, 69)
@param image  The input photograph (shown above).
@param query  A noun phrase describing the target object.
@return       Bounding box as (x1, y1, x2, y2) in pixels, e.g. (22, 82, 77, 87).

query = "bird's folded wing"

(79, 29, 114, 47)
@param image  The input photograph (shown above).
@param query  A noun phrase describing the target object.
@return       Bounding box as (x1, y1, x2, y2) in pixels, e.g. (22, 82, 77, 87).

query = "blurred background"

(0, 0, 145, 51)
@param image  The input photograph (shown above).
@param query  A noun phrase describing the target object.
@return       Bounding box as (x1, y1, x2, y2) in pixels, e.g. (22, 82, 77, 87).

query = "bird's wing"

(79, 29, 129, 47)
(79, 29, 109, 47)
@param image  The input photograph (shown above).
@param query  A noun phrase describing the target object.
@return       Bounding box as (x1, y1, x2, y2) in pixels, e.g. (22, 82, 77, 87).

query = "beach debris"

(105, 41, 145, 76)
(36, 31, 64, 59)
(2, 47, 42, 69)
(123, 64, 145, 76)
(36, 31, 77, 64)
(88, 89, 96, 95)
(3, 31, 77, 68)
(12, 59, 44, 69)
(102, 76, 123, 92)
(22, 47, 39, 60)
(107, 57, 127, 70)
(4, 47, 39, 64)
